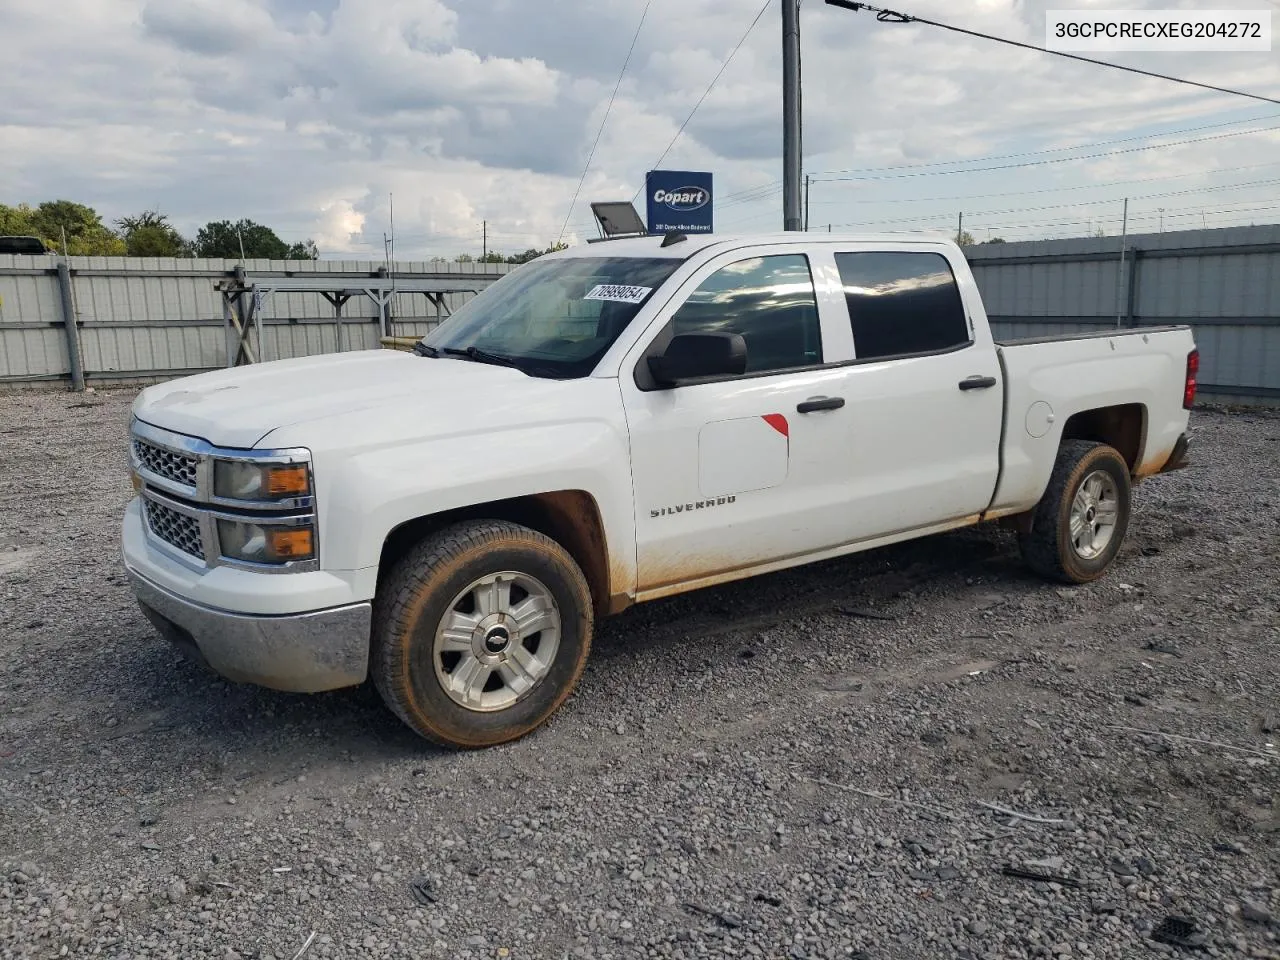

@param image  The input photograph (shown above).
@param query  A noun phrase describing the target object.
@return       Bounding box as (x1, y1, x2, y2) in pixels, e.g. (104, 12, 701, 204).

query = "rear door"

(619, 244, 858, 595)
(820, 245, 1004, 541)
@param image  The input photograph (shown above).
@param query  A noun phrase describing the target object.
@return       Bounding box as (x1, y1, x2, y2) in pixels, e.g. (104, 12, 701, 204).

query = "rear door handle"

(797, 396, 845, 413)
(958, 375, 998, 391)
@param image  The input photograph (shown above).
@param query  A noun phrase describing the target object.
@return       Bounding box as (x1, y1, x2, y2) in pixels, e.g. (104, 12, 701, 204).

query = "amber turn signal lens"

(267, 527, 314, 559)
(130, 472, 143, 493)
(266, 465, 310, 497)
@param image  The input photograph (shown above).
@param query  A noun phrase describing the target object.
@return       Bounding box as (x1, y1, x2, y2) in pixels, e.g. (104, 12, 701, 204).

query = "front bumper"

(121, 496, 376, 692)
(128, 567, 371, 693)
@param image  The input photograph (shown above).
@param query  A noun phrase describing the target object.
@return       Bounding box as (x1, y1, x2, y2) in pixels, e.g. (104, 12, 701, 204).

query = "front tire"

(1019, 440, 1132, 584)
(372, 520, 593, 748)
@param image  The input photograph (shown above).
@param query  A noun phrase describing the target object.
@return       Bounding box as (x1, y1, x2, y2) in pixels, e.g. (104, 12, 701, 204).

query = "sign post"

(645, 171, 714, 235)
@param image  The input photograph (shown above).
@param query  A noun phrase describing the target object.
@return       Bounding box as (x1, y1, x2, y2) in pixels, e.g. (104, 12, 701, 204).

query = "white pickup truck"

(122, 232, 1197, 747)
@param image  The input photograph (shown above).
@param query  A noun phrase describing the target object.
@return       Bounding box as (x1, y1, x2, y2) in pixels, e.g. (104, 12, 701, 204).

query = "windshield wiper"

(439, 346, 525, 370)
(427, 344, 562, 379)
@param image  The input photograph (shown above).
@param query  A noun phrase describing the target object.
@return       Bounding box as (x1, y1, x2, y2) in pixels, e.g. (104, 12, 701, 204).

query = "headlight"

(217, 519, 316, 565)
(214, 460, 311, 502)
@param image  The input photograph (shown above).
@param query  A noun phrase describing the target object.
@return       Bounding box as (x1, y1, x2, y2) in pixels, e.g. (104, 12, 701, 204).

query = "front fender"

(314, 421, 637, 594)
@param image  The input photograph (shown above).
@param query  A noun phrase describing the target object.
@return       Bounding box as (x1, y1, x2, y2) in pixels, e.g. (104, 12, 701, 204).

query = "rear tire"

(1019, 440, 1131, 584)
(372, 520, 593, 748)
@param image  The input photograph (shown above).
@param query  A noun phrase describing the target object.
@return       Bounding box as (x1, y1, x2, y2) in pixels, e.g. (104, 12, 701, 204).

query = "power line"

(715, 113, 1280, 205)
(823, 178, 1280, 228)
(716, 164, 1280, 229)
(810, 112, 1280, 176)
(719, 183, 784, 209)
(631, 0, 772, 202)
(813, 124, 1280, 182)
(825, 1, 1280, 106)
(557, 1, 651, 244)
(806, 160, 1280, 206)
(957, 201, 1280, 234)
(848, 202, 1280, 240)
(721, 172, 1280, 229)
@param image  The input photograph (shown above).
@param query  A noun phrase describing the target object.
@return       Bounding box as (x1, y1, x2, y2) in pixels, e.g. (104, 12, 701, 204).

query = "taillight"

(1183, 348, 1199, 410)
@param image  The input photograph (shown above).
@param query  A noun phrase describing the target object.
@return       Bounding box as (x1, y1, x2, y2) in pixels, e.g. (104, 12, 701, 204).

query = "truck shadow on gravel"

(591, 525, 1026, 662)
(94, 643, 433, 768)
(91, 512, 1178, 787)
(93, 525, 1025, 769)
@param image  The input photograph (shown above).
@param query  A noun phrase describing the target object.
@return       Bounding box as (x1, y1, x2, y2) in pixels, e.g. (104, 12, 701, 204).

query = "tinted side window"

(671, 254, 821, 374)
(835, 252, 970, 360)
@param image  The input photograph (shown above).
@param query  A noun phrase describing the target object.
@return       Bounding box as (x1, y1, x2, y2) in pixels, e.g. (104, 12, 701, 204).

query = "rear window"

(835, 252, 970, 360)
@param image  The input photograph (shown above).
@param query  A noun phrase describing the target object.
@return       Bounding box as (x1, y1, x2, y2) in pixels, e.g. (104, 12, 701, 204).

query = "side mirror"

(648, 333, 748, 387)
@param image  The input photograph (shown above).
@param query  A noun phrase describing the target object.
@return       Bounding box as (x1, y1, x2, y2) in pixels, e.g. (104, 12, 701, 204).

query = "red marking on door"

(762, 414, 789, 438)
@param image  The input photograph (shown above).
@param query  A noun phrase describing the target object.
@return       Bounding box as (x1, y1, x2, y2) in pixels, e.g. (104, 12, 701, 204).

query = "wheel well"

(1060, 403, 1146, 471)
(377, 491, 613, 617)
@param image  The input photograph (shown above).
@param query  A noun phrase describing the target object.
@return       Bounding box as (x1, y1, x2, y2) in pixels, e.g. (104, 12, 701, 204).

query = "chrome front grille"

(143, 499, 204, 560)
(133, 438, 199, 489)
(130, 418, 319, 573)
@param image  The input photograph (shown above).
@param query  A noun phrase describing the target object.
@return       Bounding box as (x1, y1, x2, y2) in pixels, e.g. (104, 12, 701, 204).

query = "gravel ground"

(0, 388, 1277, 960)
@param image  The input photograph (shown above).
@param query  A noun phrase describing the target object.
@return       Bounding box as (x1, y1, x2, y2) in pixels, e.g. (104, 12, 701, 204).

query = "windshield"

(420, 256, 683, 378)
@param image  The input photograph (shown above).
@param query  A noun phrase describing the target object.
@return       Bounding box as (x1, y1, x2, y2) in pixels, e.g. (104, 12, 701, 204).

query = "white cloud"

(313, 198, 368, 251)
(0, 0, 1276, 255)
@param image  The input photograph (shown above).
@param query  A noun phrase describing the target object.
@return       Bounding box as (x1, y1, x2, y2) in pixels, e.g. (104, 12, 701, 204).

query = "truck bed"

(987, 324, 1196, 517)
(994, 324, 1188, 347)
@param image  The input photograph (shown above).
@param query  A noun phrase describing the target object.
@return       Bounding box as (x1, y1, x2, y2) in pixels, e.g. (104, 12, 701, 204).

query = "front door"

(619, 247, 857, 595)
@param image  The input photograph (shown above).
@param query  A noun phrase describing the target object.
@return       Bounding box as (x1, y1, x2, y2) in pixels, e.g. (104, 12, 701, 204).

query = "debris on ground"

(0, 393, 1276, 958)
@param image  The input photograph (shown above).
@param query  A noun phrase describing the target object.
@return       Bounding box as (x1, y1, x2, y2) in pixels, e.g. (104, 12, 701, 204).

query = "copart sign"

(646, 169, 714, 235)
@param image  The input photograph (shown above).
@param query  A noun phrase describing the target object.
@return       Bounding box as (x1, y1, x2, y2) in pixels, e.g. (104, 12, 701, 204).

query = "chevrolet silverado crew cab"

(122, 232, 1197, 748)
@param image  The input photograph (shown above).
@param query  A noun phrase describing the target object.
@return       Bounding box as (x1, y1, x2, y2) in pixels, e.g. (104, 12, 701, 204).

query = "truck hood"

(132, 350, 550, 448)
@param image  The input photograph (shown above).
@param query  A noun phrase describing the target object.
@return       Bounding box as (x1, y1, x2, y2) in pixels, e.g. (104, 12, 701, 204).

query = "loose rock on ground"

(1, 390, 1277, 959)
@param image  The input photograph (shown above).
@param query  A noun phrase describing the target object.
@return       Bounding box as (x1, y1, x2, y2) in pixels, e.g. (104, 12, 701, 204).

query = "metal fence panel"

(968, 224, 1280, 401)
(0, 255, 510, 385)
(4, 233, 1276, 400)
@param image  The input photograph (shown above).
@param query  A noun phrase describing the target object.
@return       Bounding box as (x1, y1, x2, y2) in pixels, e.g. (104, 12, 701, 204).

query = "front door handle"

(958, 375, 998, 391)
(797, 396, 845, 413)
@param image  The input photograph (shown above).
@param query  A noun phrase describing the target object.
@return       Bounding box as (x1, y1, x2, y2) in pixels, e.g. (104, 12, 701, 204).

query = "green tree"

(980, 236, 1007, 244)
(0, 200, 124, 254)
(115, 210, 169, 233)
(955, 230, 975, 246)
(455, 253, 474, 263)
(31, 200, 126, 255)
(478, 251, 507, 264)
(0, 203, 42, 244)
(506, 242, 568, 264)
(286, 239, 320, 260)
(194, 219, 306, 259)
(116, 210, 192, 257)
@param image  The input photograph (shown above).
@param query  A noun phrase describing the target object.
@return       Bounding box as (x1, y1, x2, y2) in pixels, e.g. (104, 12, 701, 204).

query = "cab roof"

(547, 231, 956, 260)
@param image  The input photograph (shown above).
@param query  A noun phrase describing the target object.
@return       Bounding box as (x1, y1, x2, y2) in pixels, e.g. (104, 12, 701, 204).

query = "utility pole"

(1115, 197, 1129, 327)
(482, 221, 487, 260)
(782, 0, 803, 231)
(956, 211, 964, 244)
(804, 175, 811, 231)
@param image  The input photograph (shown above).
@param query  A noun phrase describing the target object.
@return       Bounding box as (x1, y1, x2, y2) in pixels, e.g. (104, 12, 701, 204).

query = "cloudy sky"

(2, 0, 1277, 258)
